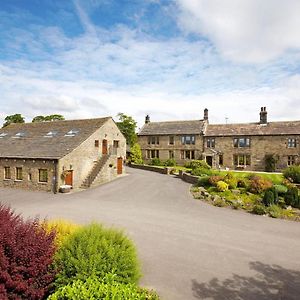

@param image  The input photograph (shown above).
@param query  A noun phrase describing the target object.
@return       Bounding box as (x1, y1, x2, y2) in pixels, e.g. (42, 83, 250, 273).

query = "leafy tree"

(32, 114, 65, 122)
(130, 143, 143, 164)
(116, 113, 137, 146)
(3, 114, 25, 127)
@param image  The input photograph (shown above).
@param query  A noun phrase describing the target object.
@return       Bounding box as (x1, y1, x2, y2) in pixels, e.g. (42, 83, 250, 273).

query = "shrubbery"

(53, 223, 141, 289)
(284, 187, 300, 208)
(283, 165, 300, 183)
(251, 204, 266, 215)
(216, 181, 228, 192)
(248, 176, 273, 194)
(150, 158, 162, 166)
(197, 176, 210, 187)
(43, 219, 80, 248)
(130, 143, 144, 164)
(191, 167, 212, 176)
(164, 159, 176, 167)
(208, 175, 224, 186)
(0, 205, 57, 300)
(49, 275, 159, 300)
(185, 160, 211, 170)
(273, 184, 288, 195)
(263, 187, 278, 206)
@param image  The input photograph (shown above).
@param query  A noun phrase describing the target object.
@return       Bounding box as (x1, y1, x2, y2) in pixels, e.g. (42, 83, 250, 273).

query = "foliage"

(264, 154, 279, 172)
(273, 184, 288, 195)
(251, 204, 267, 215)
(216, 181, 228, 192)
(53, 223, 141, 289)
(284, 187, 300, 208)
(130, 143, 144, 164)
(3, 113, 25, 127)
(163, 159, 176, 167)
(0, 204, 57, 299)
(191, 167, 212, 176)
(267, 205, 283, 218)
(48, 275, 159, 300)
(263, 188, 278, 206)
(237, 178, 250, 188)
(208, 175, 224, 186)
(32, 114, 65, 122)
(150, 158, 162, 166)
(116, 113, 137, 147)
(283, 165, 300, 184)
(223, 173, 238, 189)
(197, 176, 210, 187)
(248, 176, 273, 194)
(213, 198, 226, 207)
(42, 219, 80, 248)
(184, 160, 211, 170)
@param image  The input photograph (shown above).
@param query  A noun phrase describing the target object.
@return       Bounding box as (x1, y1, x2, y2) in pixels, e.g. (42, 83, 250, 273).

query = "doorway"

(206, 156, 213, 167)
(65, 170, 73, 186)
(117, 157, 123, 175)
(102, 139, 108, 155)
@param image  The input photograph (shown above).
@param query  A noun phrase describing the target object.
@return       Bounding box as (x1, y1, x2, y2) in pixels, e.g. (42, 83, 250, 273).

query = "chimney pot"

(145, 114, 150, 124)
(259, 107, 268, 124)
(204, 108, 208, 121)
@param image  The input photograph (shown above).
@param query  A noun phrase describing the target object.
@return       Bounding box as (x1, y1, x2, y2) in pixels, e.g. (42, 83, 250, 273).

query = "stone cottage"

(138, 108, 300, 171)
(0, 117, 126, 192)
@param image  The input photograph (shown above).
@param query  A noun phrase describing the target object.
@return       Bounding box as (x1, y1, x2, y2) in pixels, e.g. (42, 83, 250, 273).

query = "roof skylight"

(0, 133, 8, 138)
(65, 129, 79, 137)
(44, 131, 58, 137)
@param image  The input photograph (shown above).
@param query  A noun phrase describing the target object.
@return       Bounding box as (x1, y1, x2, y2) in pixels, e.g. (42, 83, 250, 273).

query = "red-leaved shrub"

(0, 204, 57, 299)
(248, 176, 273, 194)
(208, 175, 224, 186)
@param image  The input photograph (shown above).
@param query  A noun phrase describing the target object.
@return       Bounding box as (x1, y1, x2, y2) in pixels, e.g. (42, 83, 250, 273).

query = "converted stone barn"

(0, 117, 126, 192)
(138, 108, 300, 171)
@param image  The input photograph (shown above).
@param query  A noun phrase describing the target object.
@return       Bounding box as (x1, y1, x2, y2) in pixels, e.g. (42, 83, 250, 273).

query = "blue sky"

(1, 0, 300, 128)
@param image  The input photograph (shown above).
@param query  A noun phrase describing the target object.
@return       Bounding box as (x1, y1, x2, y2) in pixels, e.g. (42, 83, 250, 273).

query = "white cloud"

(176, 0, 300, 63)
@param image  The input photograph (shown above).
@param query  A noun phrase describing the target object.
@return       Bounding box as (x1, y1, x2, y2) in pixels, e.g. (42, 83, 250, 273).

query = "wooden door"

(206, 156, 213, 167)
(117, 157, 123, 175)
(102, 139, 108, 155)
(65, 171, 73, 186)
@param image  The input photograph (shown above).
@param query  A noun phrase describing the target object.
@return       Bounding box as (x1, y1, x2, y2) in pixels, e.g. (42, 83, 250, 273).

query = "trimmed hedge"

(53, 223, 141, 289)
(49, 276, 159, 300)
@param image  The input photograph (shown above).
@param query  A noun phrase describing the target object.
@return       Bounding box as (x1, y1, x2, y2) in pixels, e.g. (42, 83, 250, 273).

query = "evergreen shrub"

(150, 158, 162, 166)
(0, 204, 56, 300)
(216, 181, 229, 192)
(284, 187, 300, 208)
(164, 159, 176, 167)
(53, 223, 141, 289)
(48, 275, 159, 300)
(248, 176, 273, 194)
(283, 165, 300, 183)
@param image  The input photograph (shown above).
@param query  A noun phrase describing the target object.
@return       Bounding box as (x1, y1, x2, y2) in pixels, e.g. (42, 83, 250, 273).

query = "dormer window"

(65, 129, 79, 137)
(44, 131, 58, 137)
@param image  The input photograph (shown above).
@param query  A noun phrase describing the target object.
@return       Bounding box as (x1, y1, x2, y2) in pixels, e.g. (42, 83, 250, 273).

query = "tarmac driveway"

(1, 167, 300, 300)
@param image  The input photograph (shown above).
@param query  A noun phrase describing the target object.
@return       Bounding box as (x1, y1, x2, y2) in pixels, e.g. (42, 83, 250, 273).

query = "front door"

(102, 139, 108, 155)
(206, 156, 213, 167)
(117, 157, 123, 175)
(65, 170, 73, 186)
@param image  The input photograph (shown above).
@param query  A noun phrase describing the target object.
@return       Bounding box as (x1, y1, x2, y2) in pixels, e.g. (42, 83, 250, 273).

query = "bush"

(53, 223, 141, 289)
(130, 143, 143, 164)
(264, 154, 279, 172)
(150, 158, 162, 166)
(251, 204, 266, 215)
(42, 219, 80, 248)
(163, 159, 176, 167)
(283, 165, 300, 183)
(273, 184, 288, 195)
(216, 181, 228, 192)
(48, 275, 159, 300)
(208, 175, 224, 186)
(185, 160, 211, 170)
(263, 187, 279, 206)
(197, 176, 210, 187)
(237, 178, 249, 188)
(267, 205, 282, 218)
(248, 176, 273, 194)
(0, 204, 56, 300)
(284, 187, 300, 208)
(191, 167, 212, 176)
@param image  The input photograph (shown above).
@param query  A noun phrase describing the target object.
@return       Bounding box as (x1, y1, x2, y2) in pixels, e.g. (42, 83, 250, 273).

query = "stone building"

(0, 117, 126, 192)
(138, 108, 300, 171)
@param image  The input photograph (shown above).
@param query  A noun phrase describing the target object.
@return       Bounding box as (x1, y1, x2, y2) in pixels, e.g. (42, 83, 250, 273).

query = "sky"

(0, 0, 300, 129)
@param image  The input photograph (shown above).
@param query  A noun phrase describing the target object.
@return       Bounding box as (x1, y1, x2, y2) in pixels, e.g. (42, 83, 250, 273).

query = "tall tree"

(32, 114, 65, 122)
(116, 113, 137, 147)
(3, 114, 25, 127)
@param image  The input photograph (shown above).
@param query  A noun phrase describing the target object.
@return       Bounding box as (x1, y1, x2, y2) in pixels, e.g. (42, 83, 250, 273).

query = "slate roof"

(138, 120, 206, 135)
(0, 117, 111, 159)
(205, 121, 300, 137)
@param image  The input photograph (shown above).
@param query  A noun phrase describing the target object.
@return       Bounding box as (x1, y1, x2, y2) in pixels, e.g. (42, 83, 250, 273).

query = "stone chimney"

(259, 107, 267, 124)
(204, 108, 208, 121)
(145, 114, 150, 124)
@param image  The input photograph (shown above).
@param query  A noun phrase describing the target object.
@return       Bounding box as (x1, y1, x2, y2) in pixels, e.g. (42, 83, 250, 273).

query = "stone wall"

(58, 118, 126, 191)
(178, 170, 199, 184)
(204, 135, 300, 171)
(0, 158, 56, 192)
(128, 163, 169, 174)
(138, 134, 203, 165)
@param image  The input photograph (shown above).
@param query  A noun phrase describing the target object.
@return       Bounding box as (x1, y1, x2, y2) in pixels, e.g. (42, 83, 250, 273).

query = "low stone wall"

(128, 163, 170, 174)
(178, 170, 199, 184)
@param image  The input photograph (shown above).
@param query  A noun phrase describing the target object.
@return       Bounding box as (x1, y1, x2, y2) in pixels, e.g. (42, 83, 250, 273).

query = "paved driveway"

(1, 167, 300, 300)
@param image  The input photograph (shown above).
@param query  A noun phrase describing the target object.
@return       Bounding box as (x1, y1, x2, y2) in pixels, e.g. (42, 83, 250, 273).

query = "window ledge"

(14, 180, 23, 182)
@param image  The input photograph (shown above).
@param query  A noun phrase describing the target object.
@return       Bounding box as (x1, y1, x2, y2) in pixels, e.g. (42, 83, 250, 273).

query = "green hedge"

(49, 276, 159, 300)
(53, 223, 141, 289)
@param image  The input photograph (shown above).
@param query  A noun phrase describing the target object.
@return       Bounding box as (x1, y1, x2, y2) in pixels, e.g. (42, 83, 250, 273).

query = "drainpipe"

(53, 160, 58, 194)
